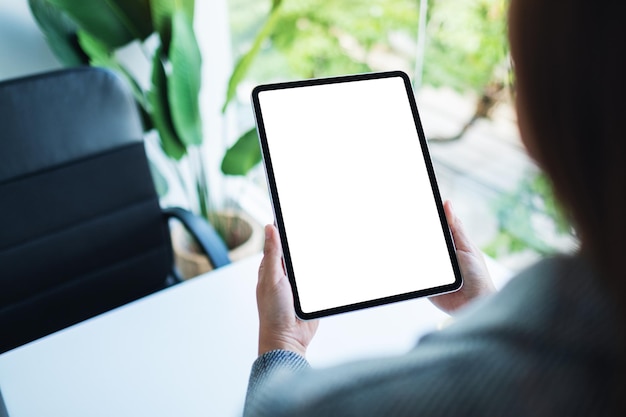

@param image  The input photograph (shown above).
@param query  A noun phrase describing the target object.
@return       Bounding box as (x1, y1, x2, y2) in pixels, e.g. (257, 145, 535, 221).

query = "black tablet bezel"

(252, 70, 463, 320)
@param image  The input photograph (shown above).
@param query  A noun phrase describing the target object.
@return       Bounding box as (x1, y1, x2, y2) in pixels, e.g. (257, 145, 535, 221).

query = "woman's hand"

(429, 201, 496, 315)
(256, 224, 319, 357)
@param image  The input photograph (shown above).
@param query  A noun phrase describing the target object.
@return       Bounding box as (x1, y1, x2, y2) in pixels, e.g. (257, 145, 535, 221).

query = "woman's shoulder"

(400, 255, 624, 415)
(438, 255, 620, 347)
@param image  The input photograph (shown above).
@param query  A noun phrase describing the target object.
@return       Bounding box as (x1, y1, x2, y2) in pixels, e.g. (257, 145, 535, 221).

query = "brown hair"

(508, 0, 626, 301)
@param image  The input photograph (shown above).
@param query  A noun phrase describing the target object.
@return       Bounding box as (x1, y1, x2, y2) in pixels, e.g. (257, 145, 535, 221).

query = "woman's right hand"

(256, 224, 319, 357)
(429, 201, 496, 315)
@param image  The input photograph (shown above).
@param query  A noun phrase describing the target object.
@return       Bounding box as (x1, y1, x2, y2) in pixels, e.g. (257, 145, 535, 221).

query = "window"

(226, 0, 577, 272)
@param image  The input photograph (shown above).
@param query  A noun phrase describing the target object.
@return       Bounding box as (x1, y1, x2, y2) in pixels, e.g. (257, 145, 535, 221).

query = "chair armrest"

(162, 207, 231, 270)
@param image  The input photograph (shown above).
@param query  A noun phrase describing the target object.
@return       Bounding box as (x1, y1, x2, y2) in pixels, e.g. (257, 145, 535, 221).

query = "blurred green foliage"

(269, 0, 419, 78)
(230, 0, 417, 82)
(483, 171, 574, 258)
(424, 0, 509, 92)
(224, 0, 512, 176)
(229, 0, 509, 94)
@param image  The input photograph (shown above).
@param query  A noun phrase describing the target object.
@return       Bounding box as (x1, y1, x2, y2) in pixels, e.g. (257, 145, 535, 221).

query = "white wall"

(196, 0, 236, 210)
(0, 1, 62, 81)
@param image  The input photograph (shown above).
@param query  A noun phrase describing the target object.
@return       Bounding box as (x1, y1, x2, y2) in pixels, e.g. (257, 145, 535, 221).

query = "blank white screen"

(258, 76, 456, 314)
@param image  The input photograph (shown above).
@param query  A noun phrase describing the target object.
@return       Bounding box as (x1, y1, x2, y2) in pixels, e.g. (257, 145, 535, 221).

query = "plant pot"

(171, 210, 264, 279)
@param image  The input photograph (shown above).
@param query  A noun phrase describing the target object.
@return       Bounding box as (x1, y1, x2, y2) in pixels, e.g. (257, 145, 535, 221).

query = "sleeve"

(243, 349, 310, 416)
(241, 331, 500, 417)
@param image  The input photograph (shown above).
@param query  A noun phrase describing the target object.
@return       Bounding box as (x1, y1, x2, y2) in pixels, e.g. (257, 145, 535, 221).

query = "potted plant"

(28, 0, 282, 277)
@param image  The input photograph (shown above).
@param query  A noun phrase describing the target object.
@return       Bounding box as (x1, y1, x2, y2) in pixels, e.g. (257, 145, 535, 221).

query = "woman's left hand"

(429, 201, 496, 314)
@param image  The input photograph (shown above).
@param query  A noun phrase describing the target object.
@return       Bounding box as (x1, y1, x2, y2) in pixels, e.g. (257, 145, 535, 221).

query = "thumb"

(263, 224, 281, 258)
(259, 224, 285, 284)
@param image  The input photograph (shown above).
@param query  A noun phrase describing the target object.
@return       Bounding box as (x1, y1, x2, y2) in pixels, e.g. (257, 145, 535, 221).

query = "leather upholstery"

(0, 68, 174, 353)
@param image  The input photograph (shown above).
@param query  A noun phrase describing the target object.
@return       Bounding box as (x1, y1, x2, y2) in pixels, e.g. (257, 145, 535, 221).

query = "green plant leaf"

(168, 10, 203, 147)
(222, 1, 283, 113)
(149, 48, 186, 160)
(28, 0, 88, 66)
(48, 0, 153, 48)
(221, 127, 262, 176)
(77, 28, 112, 62)
(151, 0, 195, 54)
(77, 30, 147, 110)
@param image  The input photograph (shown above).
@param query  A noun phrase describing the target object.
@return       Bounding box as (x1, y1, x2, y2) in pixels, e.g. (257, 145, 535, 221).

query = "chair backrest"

(0, 67, 173, 353)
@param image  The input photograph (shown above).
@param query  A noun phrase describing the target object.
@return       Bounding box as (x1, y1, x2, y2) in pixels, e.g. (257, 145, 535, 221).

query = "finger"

(443, 200, 473, 253)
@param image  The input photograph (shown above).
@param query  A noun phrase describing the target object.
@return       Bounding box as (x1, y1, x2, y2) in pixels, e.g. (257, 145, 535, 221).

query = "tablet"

(252, 71, 462, 319)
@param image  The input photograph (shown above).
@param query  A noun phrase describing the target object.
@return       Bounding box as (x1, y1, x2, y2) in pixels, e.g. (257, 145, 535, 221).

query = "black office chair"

(0, 67, 230, 354)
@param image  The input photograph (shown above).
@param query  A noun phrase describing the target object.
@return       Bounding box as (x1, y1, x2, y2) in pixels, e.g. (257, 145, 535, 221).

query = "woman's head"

(508, 0, 626, 291)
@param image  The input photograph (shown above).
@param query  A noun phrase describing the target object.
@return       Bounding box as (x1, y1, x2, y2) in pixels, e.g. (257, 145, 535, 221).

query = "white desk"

(0, 253, 507, 417)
